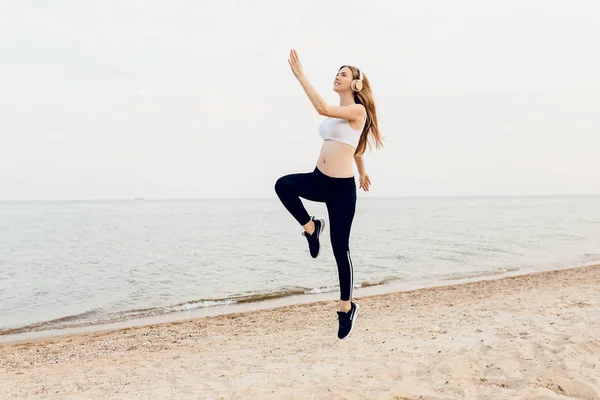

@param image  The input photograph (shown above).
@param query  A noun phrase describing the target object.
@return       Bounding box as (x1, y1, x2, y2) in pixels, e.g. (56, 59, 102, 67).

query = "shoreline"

(1, 263, 599, 399)
(1, 261, 594, 346)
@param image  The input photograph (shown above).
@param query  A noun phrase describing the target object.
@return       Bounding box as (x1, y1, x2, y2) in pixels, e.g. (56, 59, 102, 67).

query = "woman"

(275, 49, 383, 340)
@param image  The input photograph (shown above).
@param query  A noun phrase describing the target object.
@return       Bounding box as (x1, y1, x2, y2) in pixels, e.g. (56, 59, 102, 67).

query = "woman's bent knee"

(274, 176, 289, 195)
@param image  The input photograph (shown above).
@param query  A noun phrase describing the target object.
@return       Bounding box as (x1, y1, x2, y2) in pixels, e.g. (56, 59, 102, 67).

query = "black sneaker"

(337, 302, 360, 340)
(302, 217, 325, 258)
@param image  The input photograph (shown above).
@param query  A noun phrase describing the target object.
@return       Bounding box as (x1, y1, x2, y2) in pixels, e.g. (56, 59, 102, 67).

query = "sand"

(1, 264, 599, 400)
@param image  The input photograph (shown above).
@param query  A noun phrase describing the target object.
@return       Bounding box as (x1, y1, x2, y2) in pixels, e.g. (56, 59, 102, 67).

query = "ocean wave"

(0, 280, 395, 336)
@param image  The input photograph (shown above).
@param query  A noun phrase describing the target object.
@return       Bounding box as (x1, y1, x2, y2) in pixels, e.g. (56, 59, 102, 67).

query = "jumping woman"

(275, 49, 383, 340)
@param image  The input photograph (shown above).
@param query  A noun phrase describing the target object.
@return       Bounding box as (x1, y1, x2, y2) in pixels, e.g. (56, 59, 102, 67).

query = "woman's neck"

(338, 92, 356, 106)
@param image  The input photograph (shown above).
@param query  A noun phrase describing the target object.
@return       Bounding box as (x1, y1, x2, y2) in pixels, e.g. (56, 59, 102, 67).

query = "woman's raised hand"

(288, 49, 304, 79)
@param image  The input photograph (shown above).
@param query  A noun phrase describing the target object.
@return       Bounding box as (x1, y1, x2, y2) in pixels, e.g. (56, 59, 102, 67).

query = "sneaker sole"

(313, 218, 326, 258)
(339, 302, 359, 340)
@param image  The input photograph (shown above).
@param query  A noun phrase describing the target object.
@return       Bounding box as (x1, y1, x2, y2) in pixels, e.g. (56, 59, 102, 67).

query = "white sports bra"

(318, 115, 367, 149)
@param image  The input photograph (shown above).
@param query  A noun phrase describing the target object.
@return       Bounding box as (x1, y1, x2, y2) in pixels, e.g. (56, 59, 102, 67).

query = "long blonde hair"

(339, 65, 384, 156)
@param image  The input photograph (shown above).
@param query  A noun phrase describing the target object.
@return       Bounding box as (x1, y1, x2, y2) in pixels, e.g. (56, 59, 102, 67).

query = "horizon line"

(1, 194, 599, 202)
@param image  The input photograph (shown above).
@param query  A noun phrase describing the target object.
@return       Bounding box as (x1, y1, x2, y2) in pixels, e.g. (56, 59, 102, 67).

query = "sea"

(1, 196, 599, 342)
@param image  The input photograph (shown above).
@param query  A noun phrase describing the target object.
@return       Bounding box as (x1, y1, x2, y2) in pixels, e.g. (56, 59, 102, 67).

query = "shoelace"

(337, 311, 350, 326)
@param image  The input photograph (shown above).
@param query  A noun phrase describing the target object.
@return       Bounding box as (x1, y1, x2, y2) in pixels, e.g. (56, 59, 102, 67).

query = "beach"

(1, 264, 599, 400)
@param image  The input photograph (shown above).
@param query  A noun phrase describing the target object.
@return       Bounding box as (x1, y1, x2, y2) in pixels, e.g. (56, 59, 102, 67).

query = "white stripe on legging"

(346, 250, 354, 300)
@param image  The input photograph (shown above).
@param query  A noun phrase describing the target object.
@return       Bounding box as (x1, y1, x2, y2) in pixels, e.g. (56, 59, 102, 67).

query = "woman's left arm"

(354, 155, 371, 191)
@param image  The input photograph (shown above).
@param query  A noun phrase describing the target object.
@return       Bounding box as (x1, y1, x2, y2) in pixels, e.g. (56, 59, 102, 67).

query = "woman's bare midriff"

(316, 140, 355, 178)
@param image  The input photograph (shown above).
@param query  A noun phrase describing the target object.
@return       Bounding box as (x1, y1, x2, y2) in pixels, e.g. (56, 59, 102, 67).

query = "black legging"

(275, 166, 357, 301)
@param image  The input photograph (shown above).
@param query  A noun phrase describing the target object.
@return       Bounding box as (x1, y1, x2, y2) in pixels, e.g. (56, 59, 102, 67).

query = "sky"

(0, 0, 598, 200)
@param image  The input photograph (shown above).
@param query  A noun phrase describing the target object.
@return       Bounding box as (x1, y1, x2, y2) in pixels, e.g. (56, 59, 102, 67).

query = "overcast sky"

(0, 0, 598, 200)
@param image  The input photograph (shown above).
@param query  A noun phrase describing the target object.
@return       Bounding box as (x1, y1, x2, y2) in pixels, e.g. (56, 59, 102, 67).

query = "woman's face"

(333, 66, 354, 92)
